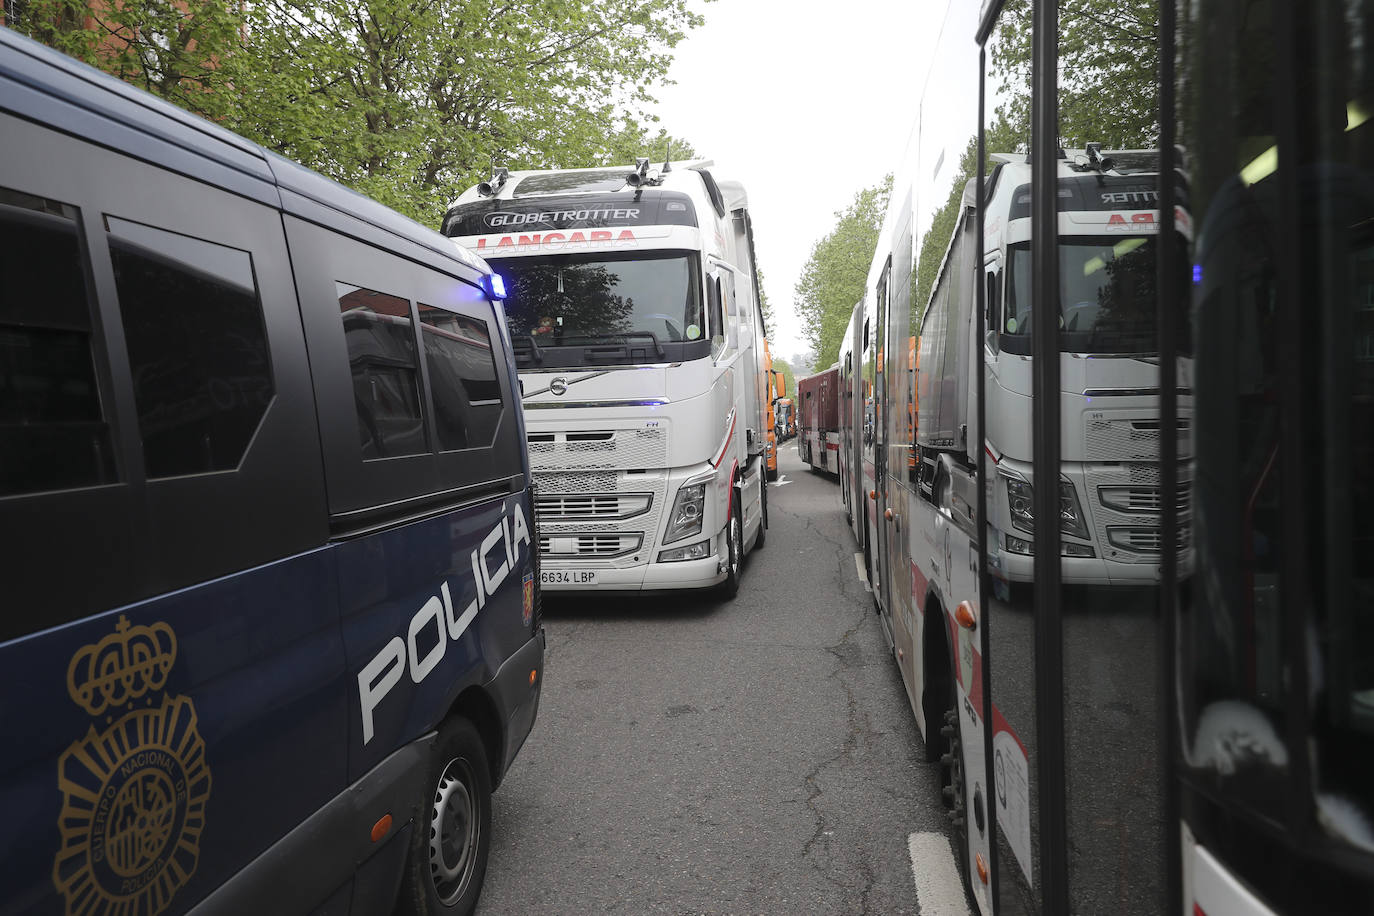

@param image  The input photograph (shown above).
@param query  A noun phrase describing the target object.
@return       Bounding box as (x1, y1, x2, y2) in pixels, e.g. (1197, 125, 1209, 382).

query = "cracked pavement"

(476, 447, 953, 915)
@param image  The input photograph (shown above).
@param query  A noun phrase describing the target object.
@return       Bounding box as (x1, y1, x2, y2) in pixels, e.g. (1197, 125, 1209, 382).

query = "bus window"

(0, 188, 115, 496)
(109, 217, 273, 479)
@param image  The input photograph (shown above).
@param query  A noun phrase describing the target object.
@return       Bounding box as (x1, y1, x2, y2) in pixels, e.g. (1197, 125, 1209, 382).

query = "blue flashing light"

(486, 272, 507, 300)
(1192, 264, 1203, 285)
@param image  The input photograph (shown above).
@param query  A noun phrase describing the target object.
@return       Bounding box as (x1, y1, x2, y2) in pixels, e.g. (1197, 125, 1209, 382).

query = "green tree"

(771, 356, 796, 401)
(230, 0, 706, 222)
(989, 0, 1159, 149)
(5, 0, 246, 122)
(755, 268, 774, 334)
(794, 176, 891, 368)
(601, 120, 699, 167)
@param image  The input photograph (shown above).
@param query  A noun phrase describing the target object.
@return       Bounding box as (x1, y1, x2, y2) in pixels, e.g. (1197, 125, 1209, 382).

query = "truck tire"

(718, 491, 743, 599)
(399, 717, 493, 916)
(755, 473, 767, 550)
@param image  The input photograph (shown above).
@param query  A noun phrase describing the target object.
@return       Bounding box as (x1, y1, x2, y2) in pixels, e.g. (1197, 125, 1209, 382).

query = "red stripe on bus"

(911, 560, 928, 613)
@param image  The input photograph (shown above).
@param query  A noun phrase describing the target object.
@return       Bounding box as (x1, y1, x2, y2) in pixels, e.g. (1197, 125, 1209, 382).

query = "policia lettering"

(53, 616, 211, 916)
(358, 504, 532, 745)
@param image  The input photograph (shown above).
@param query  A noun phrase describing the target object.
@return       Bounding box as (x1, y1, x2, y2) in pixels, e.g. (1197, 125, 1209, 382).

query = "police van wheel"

(718, 493, 743, 599)
(402, 717, 492, 916)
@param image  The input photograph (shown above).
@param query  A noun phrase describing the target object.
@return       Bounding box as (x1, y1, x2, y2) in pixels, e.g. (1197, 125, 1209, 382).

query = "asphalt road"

(475, 445, 960, 915)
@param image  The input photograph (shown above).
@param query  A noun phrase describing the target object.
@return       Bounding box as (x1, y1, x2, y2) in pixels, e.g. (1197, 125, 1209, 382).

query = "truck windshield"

(1004, 237, 1159, 355)
(489, 251, 703, 364)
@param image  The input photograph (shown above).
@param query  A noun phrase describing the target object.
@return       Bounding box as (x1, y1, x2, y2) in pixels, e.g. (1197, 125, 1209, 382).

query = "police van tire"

(718, 492, 744, 599)
(401, 717, 493, 916)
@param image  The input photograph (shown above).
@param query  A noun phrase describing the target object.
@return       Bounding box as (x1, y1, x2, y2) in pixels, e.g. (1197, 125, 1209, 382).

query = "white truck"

(442, 159, 770, 596)
(920, 146, 1191, 590)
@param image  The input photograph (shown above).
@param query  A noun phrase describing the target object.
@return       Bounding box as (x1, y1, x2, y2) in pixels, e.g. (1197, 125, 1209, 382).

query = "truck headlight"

(1005, 476, 1090, 540)
(664, 482, 706, 544)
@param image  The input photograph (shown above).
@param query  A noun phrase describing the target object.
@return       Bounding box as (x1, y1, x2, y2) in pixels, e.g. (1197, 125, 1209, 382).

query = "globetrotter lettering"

(475, 229, 638, 252)
(485, 208, 640, 227)
(357, 503, 532, 745)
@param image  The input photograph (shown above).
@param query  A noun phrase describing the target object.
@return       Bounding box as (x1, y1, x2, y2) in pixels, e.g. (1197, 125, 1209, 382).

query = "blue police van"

(0, 26, 543, 916)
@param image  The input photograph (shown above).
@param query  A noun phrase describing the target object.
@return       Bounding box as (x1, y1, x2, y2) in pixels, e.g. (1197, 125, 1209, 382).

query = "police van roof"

(0, 27, 487, 277)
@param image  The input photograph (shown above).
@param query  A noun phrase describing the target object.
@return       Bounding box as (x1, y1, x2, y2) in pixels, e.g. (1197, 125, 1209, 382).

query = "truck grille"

(538, 533, 643, 558)
(1097, 485, 1191, 514)
(1084, 415, 1192, 462)
(532, 469, 670, 565)
(1106, 523, 1192, 553)
(536, 493, 652, 521)
(527, 427, 668, 471)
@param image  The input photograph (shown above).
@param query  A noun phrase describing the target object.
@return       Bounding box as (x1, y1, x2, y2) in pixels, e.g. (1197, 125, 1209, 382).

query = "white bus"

(443, 160, 770, 597)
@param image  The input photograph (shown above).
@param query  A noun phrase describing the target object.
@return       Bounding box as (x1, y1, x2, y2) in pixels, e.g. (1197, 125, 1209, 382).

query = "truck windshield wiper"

(513, 334, 546, 365)
(607, 331, 665, 358)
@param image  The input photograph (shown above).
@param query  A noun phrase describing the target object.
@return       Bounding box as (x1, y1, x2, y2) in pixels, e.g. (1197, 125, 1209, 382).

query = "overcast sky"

(654, 0, 949, 367)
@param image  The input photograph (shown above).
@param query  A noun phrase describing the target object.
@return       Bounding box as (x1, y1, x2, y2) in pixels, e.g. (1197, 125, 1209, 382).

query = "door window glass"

(337, 283, 426, 459)
(0, 189, 115, 496)
(108, 216, 272, 478)
(418, 305, 502, 451)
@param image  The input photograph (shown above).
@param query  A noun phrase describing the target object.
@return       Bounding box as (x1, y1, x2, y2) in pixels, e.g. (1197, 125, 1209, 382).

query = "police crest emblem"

(52, 615, 211, 915)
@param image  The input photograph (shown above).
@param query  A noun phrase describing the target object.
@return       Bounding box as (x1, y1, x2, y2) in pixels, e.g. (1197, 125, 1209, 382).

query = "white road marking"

(854, 553, 871, 592)
(773, 475, 792, 487)
(907, 832, 972, 916)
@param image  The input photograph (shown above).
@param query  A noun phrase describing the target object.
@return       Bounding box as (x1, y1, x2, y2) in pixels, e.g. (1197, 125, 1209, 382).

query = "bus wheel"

(402, 717, 492, 916)
(941, 698, 974, 900)
(718, 492, 743, 599)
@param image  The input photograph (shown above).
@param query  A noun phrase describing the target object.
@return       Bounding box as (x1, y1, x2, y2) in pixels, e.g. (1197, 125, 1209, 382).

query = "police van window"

(337, 283, 427, 460)
(0, 188, 115, 496)
(107, 216, 272, 479)
(418, 304, 502, 451)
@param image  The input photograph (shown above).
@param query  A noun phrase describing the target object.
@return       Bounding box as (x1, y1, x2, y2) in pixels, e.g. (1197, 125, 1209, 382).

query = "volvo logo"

(549, 377, 568, 396)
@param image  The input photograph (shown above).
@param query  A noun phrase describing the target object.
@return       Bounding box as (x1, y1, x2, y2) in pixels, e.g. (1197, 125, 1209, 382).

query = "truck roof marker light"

(371, 813, 392, 843)
(955, 601, 977, 630)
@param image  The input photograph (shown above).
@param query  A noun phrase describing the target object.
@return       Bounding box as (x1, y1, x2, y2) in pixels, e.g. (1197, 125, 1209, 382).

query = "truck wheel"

(718, 492, 743, 599)
(755, 474, 767, 550)
(399, 717, 492, 916)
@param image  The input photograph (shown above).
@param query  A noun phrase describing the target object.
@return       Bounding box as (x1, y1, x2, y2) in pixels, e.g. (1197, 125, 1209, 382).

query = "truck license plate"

(541, 570, 598, 586)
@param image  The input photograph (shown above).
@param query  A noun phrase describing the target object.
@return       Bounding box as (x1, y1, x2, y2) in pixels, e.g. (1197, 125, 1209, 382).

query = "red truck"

(797, 364, 839, 475)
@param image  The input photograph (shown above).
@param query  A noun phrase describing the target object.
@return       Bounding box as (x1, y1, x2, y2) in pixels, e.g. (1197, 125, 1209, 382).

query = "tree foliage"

(771, 356, 796, 401)
(794, 176, 891, 369)
(5, 0, 704, 224)
(989, 0, 1159, 150)
(755, 267, 774, 334)
(231, 0, 705, 222)
(5, 0, 245, 122)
